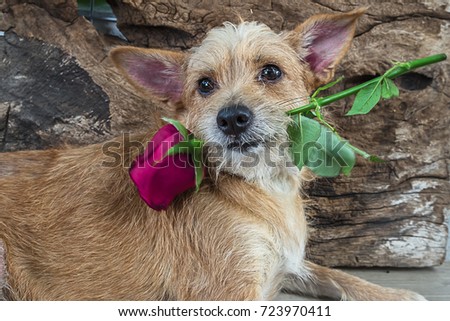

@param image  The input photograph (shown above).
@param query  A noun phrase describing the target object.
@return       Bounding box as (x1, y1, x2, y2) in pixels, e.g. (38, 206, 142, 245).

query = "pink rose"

(129, 124, 197, 211)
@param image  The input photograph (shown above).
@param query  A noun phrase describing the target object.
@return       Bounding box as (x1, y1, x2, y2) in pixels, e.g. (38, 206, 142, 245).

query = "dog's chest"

(277, 191, 307, 274)
(267, 171, 307, 271)
(253, 189, 307, 299)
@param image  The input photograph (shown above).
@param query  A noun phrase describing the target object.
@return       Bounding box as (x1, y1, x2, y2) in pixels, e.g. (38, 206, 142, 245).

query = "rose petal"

(135, 124, 180, 167)
(130, 124, 197, 211)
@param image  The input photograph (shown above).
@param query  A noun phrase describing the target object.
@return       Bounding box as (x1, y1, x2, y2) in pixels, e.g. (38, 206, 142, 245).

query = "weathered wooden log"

(0, 0, 175, 145)
(0, 31, 111, 150)
(0, 0, 448, 271)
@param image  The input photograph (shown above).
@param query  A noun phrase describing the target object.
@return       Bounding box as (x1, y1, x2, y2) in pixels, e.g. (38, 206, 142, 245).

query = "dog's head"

(111, 9, 364, 186)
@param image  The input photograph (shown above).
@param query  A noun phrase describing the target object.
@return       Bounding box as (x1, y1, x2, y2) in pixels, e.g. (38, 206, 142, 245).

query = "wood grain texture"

(0, 32, 111, 151)
(0, 0, 448, 267)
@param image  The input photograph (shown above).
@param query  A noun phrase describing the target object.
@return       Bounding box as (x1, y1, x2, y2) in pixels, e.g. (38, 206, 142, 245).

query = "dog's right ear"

(110, 47, 185, 106)
(284, 8, 366, 89)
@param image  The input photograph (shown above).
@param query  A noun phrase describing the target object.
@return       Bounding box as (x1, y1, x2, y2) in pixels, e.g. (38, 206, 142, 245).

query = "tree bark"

(0, 0, 449, 267)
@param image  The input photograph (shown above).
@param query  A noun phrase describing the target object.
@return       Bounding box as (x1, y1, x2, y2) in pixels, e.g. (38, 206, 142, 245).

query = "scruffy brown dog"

(0, 9, 425, 300)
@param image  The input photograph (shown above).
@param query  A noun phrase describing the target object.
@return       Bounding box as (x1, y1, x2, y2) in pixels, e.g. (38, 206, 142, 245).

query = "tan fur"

(0, 9, 425, 300)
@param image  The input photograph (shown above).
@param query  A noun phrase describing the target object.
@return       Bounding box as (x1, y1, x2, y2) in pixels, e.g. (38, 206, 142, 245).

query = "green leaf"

(289, 116, 355, 177)
(346, 81, 382, 115)
(193, 158, 204, 191)
(312, 127, 355, 177)
(288, 115, 321, 168)
(190, 138, 204, 149)
(164, 141, 193, 158)
(381, 78, 399, 99)
(191, 139, 204, 188)
(162, 117, 189, 139)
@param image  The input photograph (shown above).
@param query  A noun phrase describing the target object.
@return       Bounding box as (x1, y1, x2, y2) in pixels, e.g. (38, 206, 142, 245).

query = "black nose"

(216, 105, 253, 136)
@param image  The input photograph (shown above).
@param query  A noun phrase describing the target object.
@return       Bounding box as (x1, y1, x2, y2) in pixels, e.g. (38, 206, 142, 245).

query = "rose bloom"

(129, 124, 196, 211)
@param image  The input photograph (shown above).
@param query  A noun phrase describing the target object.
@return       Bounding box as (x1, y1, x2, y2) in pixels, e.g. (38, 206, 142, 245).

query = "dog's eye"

(198, 78, 215, 96)
(259, 65, 283, 83)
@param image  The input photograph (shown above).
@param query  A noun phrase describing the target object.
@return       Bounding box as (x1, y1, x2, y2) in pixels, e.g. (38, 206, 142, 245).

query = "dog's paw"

(394, 289, 427, 301)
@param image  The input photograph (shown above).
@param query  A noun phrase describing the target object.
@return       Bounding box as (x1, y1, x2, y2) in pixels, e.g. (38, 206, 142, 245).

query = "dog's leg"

(282, 261, 426, 300)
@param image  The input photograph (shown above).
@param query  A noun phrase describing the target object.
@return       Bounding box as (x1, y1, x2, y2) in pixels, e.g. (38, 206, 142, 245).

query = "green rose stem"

(286, 53, 447, 116)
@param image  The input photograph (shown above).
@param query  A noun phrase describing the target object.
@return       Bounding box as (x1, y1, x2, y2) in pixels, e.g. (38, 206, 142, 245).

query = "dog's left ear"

(110, 47, 185, 107)
(285, 8, 366, 88)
